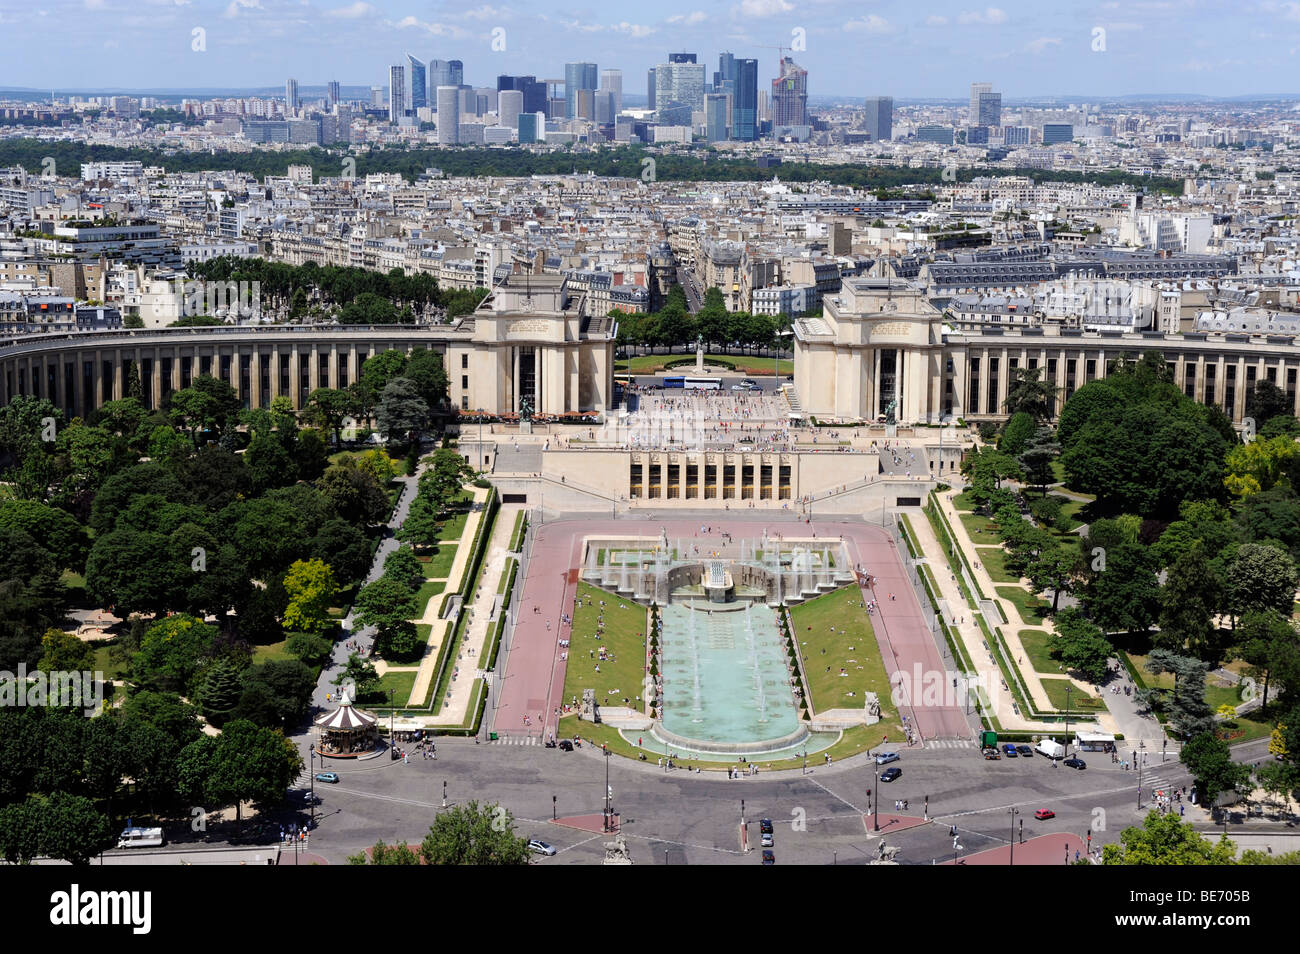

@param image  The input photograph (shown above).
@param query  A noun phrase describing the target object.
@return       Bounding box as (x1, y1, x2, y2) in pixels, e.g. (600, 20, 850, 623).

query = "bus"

(662, 375, 685, 389)
(682, 376, 722, 390)
(117, 827, 165, 849)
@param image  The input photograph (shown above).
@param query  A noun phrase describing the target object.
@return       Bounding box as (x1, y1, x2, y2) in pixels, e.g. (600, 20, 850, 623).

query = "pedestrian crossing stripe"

(926, 739, 976, 748)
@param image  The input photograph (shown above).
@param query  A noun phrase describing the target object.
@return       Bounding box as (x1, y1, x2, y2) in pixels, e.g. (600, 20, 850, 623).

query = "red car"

(1034, 809, 1056, 820)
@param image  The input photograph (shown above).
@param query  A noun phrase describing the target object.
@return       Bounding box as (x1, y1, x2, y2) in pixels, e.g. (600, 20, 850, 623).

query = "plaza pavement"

(495, 511, 972, 744)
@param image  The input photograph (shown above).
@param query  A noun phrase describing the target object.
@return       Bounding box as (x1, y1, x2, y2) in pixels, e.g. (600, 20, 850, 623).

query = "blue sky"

(2, 0, 1297, 98)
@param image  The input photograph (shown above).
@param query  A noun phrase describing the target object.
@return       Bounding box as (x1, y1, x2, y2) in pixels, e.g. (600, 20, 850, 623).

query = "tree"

(1180, 732, 1252, 803)
(1102, 811, 1237, 865)
(397, 495, 442, 549)
(317, 460, 390, 526)
(1157, 541, 1225, 663)
(1246, 379, 1291, 426)
(418, 800, 531, 865)
(37, 628, 95, 674)
(84, 527, 178, 617)
(1051, 608, 1112, 682)
(304, 387, 358, 446)
(307, 517, 372, 585)
(131, 614, 218, 695)
(237, 660, 316, 729)
(286, 632, 333, 668)
(405, 349, 449, 411)
(1147, 650, 1215, 739)
(1227, 543, 1298, 620)
(37, 792, 113, 866)
(349, 840, 422, 865)
(332, 652, 380, 699)
(282, 559, 339, 635)
(1027, 543, 1078, 613)
(376, 377, 429, 444)
(382, 546, 424, 590)
(1224, 436, 1299, 497)
(199, 659, 244, 727)
(999, 411, 1036, 457)
(427, 447, 471, 499)
(0, 801, 44, 864)
(1003, 366, 1057, 421)
(354, 577, 420, 660)
(1238, 611, 1300, 720)
(1086, 541, 1160, 635)
(1018, 427, 1060, 497)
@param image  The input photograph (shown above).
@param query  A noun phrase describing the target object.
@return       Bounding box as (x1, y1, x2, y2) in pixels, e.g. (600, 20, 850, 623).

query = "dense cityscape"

(0, 0, 1293, 927)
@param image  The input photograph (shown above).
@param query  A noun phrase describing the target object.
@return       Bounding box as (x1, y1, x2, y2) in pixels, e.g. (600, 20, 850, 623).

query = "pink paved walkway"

(942, 832, 1087, 865)
(498, 517, 971, 742)
(861, 812, 930, 835)
(552, 812, 621, 833)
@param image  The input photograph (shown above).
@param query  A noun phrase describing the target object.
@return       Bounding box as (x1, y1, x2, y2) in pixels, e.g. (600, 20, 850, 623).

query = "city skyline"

(3, 0, 1300, 99)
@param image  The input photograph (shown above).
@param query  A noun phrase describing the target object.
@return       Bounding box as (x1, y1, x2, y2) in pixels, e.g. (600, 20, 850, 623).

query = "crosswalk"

(488, 735, 543, 746)
(926, 739, 977, 749)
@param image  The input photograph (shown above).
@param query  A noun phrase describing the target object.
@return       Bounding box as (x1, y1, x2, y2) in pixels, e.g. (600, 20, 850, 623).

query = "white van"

(1035, 739, 1065, 759)
(116, 827, 164, 849)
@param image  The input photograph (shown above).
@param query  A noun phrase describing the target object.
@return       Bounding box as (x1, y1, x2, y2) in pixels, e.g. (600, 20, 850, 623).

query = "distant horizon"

(1, 0, 1296, 100)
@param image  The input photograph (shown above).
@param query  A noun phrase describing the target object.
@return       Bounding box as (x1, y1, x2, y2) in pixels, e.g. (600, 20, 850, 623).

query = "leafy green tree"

(1228, 543, 1298, 620)
(376, 377, 429, 444)
(1180, 732, 1252, 803)
(354, 577, 420, 660)
(36, 628, 95, 674)
(1018, 427, 1060, 497)
(1238, 610, 1300, 719)
(332, 651, 379, 699)
(1086, 541, 1160, 635)
(1246, 379, 1291, 426)
(199, 659, 244, 727)
(382, 546, 424, 590)
(397, 495, 442, 549)
(282, 559, 339, 635)
(286, 632, 333, 668)
(999, 411, 1036, 457)
(184, 719, 303, 822)
(317, 460, 390, 526)
(1003, 366, 1058, 421)
(244, 430, 297, 493)
(1157, 541, 1225, 663)
(131, 614, 218, 695)
(1147, 650, 1215, 739)
(1051, 608, 1113, 682)
(405, 349, 449, 411)
(308, 517, 371, 585)
(237, 660, 316, 728)
(1102, 811, 1237, 865)
(304, 387, 358, 446)
(0, 801, 44, 864)
(418, 800, 531, 865)
(38, 792, 113, 866)
(1027, 543, 1079, 613)
(349, 840, 422, 865)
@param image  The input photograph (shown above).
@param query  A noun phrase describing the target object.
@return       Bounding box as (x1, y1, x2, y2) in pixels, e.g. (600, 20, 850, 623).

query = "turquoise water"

(658, 601, 802, 748)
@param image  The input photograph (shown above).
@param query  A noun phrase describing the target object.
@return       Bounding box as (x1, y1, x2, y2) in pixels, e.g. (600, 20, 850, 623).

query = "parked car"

(761, 850, 775, 865)
(527, 839, 557, 856)
(1063, 757, 1087, 770)
(982, 747, 1001, 760)
(880, 767, 902, 782)
(731, 383, 750, 391)
(875, 752, 901, 765)
(759, 818, 774, 835)
(1002, 744, 1018, 758)
(1016, 745, 1033, 757)
(1034, 809, 1056, 820)
(760, 832, 773, 848)
(314, 772, 339, 783)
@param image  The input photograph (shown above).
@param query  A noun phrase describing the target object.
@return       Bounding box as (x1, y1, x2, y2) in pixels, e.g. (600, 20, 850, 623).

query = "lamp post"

(603, 744, 613, 832)
(873, 756, 880, 832)
(1064, 683, 1072, 759)
(442, 779, 447, 809)
(1137, 740, 1145, 810)
(309, 745, 316, 829)
(1008, 807, 1020, 866)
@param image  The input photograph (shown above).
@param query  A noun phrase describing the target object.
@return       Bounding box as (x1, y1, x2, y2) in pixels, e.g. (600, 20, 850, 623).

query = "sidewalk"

(405, 484, 489, 707)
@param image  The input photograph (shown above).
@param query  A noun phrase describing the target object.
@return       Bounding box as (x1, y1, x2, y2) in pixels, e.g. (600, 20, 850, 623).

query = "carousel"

(314, 692, 382, 758)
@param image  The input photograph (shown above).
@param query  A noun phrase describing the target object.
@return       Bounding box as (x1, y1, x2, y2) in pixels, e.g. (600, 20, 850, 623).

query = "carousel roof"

(315, 692, 379, 731)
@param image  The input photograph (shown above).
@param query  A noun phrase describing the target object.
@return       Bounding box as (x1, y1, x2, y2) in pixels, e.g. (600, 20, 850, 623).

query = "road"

(678, 267, 703, 313)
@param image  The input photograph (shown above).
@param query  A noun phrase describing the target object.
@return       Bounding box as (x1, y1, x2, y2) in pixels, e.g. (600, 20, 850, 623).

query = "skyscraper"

(285, 78, 298, 116)
(600, 69, 623, 115)
(498, 75, 546, 114)
(388, 65, 405, 123)
(370, 86, 384, 108)
(564, 62, 597, 119)
(863, 96, 893, 142)
(969, 82, 1000, 127)
(771, 57, 808, 127)
(655, 60, 706, 124)
(732, 58, 758, 141)
(668, 52, 697, 63)
(715, 52, 737, 92)
(498, 89, 523, 128)
(436, 86, 460, 144)
(327, 81, 340, 107)
(405, 54, 427, 113)
(647, 68, 656, 110)
(429, 60, 463, 98)
(705, 93, 728, 141)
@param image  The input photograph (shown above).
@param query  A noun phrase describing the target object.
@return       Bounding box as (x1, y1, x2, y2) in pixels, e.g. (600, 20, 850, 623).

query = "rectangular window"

(1185, 364, 1195, 400)
(461, 353, 469, 369)
(462, 375, 469, 390)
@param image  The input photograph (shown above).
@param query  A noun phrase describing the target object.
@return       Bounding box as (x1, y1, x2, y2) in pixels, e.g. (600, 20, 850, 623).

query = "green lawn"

(91, 643, 128, 679)
(508, 511, 526, 552)
(1016, 629, 1057, 673)
(952, 491, 977, 511)
(996, 585, 1051, 625)
(1041, 678, 1105, 712)
(437, 510, 469, 543)
(415, 580, 445, 617)
(369, 669, 418, 708)
(958, 512, 1001, 544)
(789, 585, 891, 717)
(978, 546, 1021, 583)
(252, 638, 296, 664)
(561, 583, 650, 714)
(421, 544, 458, 580)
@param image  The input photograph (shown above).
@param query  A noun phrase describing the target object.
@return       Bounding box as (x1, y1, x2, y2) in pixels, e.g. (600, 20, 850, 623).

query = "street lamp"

(442, 780, 447, 809)
(309, 745, 316, 829)
(1008, 808, 1020, 866)
(872, 756, 880, 832)
(1064, 684, 1072, 759)
(1137, 740, 1145, 810)
(603, 745, 613, 832)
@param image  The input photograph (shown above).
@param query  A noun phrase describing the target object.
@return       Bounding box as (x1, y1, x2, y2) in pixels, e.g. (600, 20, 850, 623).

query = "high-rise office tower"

(647, 68, 656, 110)
(564, 62, 597, 119)
(388, 66, 405, 123)
(576, 88, 595, 120)
(370, 86, 384, 107)
(731, 58, 758, 140)
(655, 60, 706, 124)
(436, 86, 460, 143)
(406, 54, 427, 113)
(668, 52, 697, 63)
(327, 81, 340, 107)
(771, 57, 808, 127)
(498, 89, 523, 128)
(863, 96, 893, 142)
(969, 82, 1000, 127)
(518, 111, 541, 144)
(715, 52, 737, 92)
(498, 75, 546, 114)
(600, 69, 623, 115)
(595, 90, 616, 123)
(429, 59, 463, 98)
(705, 93, 728, 141)
(285, 78, 298, 116)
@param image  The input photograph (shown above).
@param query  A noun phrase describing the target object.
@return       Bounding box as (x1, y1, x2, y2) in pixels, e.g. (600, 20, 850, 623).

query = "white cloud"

(958, 7, 1007, 24)
(392, 15, 456, 35)
(844, 14, 893, 33)
(458, 4, 508, 20)
(608, 21, 655, 37)
(667, 11, 708, 25)
(735, 0, 794, 18)
(1026, 36, 1062, 54)
(324, 2, 373, 18)
(224, 0, 262, 17)
(925, 14, 948, 25)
